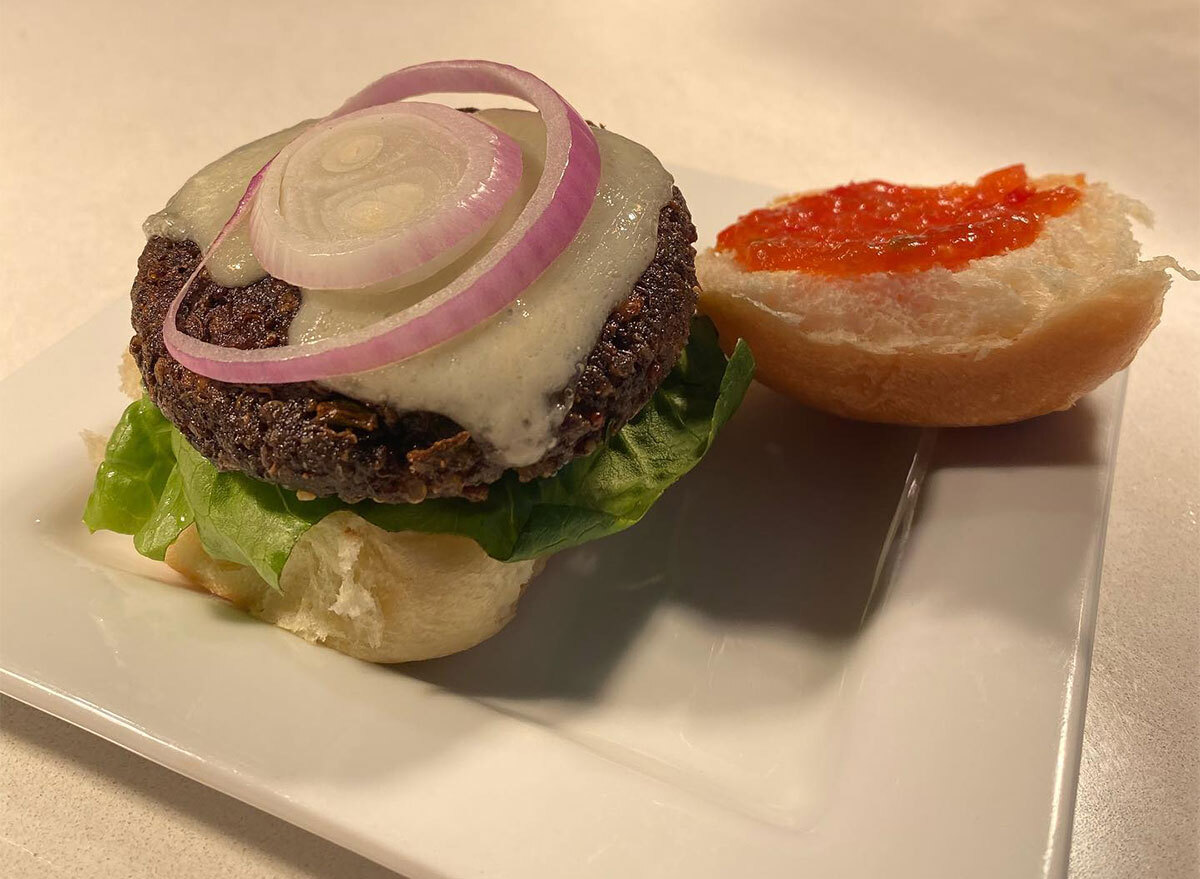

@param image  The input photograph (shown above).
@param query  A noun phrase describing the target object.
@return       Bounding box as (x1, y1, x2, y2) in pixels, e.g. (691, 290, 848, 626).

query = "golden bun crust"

(699, 266, 1168, 425)
(697, 178, 1194, 426)
(165, 513, 544, 663)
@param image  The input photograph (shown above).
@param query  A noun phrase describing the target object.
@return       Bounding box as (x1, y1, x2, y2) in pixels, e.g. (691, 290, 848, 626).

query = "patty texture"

(130, 188, 697, 504)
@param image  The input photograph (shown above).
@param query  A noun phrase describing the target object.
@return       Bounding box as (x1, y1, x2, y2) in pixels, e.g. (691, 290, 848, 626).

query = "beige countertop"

(2, 1, 1196, 876)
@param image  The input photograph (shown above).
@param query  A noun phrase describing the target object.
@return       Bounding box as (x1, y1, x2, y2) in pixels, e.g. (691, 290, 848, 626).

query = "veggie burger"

(85, 60, 753, 662)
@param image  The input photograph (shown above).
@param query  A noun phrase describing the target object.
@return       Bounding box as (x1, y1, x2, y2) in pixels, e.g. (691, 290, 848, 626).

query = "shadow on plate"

(893, 380, 1121, 643)
(932, 395, 1105, 470)
(406, 384, 924, 701)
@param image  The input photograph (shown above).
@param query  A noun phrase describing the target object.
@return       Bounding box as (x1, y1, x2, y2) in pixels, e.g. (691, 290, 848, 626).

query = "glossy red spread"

(715, 164, 1083, 277)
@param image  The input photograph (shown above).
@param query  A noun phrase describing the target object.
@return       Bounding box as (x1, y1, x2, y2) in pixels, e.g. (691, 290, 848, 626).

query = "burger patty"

(130, 187, 698, 504)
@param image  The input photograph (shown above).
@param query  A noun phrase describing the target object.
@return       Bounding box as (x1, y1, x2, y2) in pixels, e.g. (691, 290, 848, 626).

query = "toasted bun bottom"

(699, 269, 1167, 425)
(165, 512, 543, 663)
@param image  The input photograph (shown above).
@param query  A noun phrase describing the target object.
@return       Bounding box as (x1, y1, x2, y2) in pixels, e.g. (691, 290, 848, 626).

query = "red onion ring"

(163, 60, 601, 384)
(249, 102, 523, 290)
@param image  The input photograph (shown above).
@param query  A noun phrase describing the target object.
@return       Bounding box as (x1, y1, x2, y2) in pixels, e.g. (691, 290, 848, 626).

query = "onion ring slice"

(250, 102, 522, 290)
(163, 60, 601, 384)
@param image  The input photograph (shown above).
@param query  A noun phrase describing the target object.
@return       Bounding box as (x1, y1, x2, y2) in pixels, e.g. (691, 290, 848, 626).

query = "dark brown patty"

(130, 188, 698, 504)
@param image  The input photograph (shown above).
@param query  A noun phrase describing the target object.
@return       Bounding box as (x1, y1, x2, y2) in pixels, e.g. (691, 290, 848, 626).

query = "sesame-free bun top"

(697, 177, 1196, 426)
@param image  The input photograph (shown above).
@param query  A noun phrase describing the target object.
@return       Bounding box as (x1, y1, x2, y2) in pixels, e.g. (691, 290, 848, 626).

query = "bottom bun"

(166, 512, 544, 663)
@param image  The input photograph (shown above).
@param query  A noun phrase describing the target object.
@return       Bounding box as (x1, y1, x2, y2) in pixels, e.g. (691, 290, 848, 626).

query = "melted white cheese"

(143, 121, 313, 287)
(144, 108, 675, 467)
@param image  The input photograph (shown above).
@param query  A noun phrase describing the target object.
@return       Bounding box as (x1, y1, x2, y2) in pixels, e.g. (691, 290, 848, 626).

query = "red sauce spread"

(715, 164, 1083, 277)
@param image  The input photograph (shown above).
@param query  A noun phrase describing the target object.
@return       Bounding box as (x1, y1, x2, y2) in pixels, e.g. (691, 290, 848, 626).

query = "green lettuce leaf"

(84, 317, 754, 587)
(83, 395, 193, 559)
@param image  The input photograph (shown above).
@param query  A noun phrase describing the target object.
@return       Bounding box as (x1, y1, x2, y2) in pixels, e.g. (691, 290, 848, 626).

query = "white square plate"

(0, 168, 1121, 879)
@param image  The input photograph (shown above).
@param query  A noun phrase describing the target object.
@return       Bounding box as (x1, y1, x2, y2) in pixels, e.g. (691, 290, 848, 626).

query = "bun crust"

(697, 179, 1193, 425)
(699, 265, 1168, 424)
(165, 512, 543, 663)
